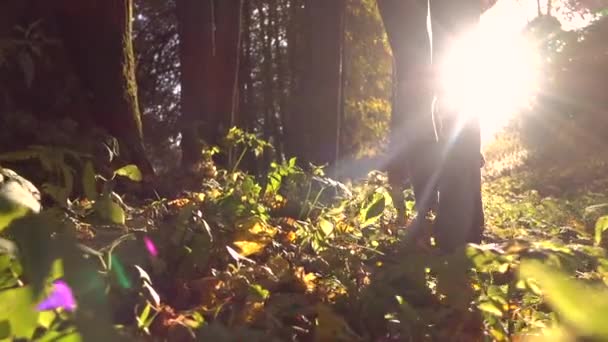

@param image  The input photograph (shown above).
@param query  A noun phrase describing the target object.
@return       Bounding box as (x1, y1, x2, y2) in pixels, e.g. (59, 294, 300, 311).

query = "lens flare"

(37, 280, 77, 312)
(144, 236, 158, 257)
(439, 28, 541, 142)
(111, 254, 132, 289)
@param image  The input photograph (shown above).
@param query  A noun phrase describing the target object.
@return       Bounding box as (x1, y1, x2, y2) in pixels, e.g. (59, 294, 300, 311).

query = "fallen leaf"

(295, 267, 317, 293)
(232, 217, 277, 257)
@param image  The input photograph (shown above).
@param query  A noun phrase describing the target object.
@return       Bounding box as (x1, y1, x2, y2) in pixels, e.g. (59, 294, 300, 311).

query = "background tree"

(286, 0, 346, 168)
(340, 0, 393, 166)
(0, 0, 154, 176)
(53, 0, 154, 176)
(130, 0, 394, 172)
(134, 0, 181, 171)
(176, 0, 243, 168)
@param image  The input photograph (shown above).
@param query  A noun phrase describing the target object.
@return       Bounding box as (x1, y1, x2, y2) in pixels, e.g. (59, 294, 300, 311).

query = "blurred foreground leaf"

(594, 215, 608, 246)
(0, 286, 38, 339)
(0, 168, 41, 232)
(519, 260, 608, 338)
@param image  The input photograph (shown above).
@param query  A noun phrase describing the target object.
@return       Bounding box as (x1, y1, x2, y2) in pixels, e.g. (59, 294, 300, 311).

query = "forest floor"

(3, 135, 608, 341)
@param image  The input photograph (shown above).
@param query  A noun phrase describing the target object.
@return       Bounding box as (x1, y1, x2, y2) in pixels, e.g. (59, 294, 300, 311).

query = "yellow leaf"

(195, 193, 206, 202)
(284, 231, 297, 243)
(168, 198, 190, 208)
(239, 300, 265, 324)
(209, 189, 222, 199)
(233, 240, 266, 256)
(318, 219, 334, 237)
(232, 217, 277, 257)
(295, 267, 317, 293)
(336, 221, 354, 233)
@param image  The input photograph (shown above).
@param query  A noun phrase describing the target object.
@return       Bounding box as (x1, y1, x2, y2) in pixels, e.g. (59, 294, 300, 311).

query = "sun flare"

(439, 26, 541, 143)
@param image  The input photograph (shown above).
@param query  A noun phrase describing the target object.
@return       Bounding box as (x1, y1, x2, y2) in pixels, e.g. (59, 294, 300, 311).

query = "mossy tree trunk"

(176, 0, 243, 168)
(53, 0, 154, 177)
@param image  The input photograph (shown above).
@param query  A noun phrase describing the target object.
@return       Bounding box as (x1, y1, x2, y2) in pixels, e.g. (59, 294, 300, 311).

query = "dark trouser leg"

(430, 0, 485, 252)
(378, 0, 438, 225)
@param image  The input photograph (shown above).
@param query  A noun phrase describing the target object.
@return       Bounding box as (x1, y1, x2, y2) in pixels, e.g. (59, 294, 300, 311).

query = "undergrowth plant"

(1, 130, 608, 341)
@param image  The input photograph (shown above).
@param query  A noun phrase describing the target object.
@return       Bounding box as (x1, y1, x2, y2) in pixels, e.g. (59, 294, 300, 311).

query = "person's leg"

(430, 0, 485, 252)
(377, 0, 438, 227)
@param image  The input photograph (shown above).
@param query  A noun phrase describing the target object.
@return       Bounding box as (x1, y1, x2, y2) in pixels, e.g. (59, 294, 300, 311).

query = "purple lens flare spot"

(37, 280, 77, 312)
(144, 236, 158, 257)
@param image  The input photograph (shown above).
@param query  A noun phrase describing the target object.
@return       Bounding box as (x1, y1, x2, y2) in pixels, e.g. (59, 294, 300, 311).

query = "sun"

(439, 25, 541, 143)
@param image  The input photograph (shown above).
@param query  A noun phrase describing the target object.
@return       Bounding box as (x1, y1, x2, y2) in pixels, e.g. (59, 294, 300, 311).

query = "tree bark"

(284, 0, 308, 162)
(286, 0, 345, 167)
(53, 0, 154, 176)
(430, 0, 484, 252)
(258, 1, 275, 144)
(238, 0, 254, 131)
(377, 0, 437, 223)
(305, 0, 345, 167)
(271, 0, 287, 159)
(176, 0, 243, 168)
(377, 0, 484, 252)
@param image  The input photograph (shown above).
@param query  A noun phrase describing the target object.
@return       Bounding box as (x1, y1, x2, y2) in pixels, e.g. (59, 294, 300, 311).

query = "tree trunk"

(284, 0, 308, 162)
(258, 1, 274, 144)
(304, 0, 345, 167)
(176, 0, 243, 168)
(377, 0, 437, 224)
(430, 0, 484, 252)
(378, 0, 484, 252)
(271, 0, 287, 160)
(238, 0, 254, 131)
(286, 0, 344, 167)
(53, 0, 154, 177)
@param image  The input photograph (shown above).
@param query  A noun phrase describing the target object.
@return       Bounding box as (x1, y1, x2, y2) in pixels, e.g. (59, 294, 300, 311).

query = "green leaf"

(137, 302, 152, 329)
(60, 164, 74, 202)
(0, 173, 41, 232)
(82, 161, 98, 201)
(9, 214, 57, 296)
(36, 330, 82, 342)
(595, 215, 608, 246)
(318, 218, 334, 237)
(55, 231, 118, 342)
(0, 149, 40, 162)
(360, 192, 386, 226)
(42, 183, 69, 207)
(113, 164, 142, 182)
(37, 310, 56, 329)
(0, 320, 9, 339)
(478, 301, 503, 317)
(0, 205, 29, 233)
(0, 286, 38, 339)
(93, 195, 125, 225)
(519, 260, 608, 338)
(249, 284, 270, 300)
